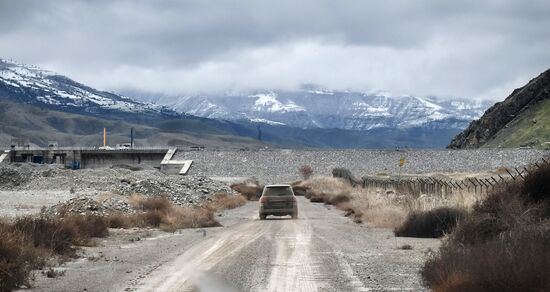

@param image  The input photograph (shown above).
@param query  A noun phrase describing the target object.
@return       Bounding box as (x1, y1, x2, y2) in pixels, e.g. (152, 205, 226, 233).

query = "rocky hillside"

(448, 69, 550, 149)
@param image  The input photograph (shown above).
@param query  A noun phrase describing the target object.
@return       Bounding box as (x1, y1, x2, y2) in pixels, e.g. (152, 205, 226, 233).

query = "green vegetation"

(484, 99, 550, 149)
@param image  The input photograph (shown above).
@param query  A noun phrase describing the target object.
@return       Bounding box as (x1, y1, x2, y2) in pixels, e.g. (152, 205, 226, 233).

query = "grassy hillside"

(483, 99, 550, 149)
(448, 68, 550, 149)
(0, 100, 266, 149)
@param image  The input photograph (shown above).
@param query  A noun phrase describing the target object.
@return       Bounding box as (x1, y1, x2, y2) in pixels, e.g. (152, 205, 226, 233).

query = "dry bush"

(422, 225, 550, 292)
(299, 165, 314, 180)
(522, 164, 550, 204)
(309, 195, 325, 203)
(162, 206, 221, 231)
(332, 168, 360, 185)
(394, 207, 466, 238)
(290, 181, 308, 196)
(137, 210, 165, 227)
(301, 176, 352, 204)
(451, 166, 550, 247)
(345, 188, 407, 228)
(104, 213, 131, 229)
(129, 195, 172, 212)
(230, 183, 263, 201)
(0, 214, 110, 291)
(421, 164, 550, 291)
(0, 223, 48, 292)
(302, 176, 479, 228)
(327, 193, 351, 205)
(207, 192, 247, 211)
(13, 215, 79, 256)
(108, 196, 222, 231)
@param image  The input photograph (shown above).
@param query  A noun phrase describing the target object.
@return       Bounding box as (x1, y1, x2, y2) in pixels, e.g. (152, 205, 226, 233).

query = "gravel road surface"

(29, 198, 438, 292)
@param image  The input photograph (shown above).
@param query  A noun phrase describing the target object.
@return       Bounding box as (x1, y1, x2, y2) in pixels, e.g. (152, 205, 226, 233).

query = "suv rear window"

(263, 186, 293, 196)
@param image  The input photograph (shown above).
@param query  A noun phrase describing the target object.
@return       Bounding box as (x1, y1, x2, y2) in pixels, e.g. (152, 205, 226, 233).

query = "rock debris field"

(1, 149, 548, 217)
(175, 149, 550, 182)
(0, 163, 232, 217)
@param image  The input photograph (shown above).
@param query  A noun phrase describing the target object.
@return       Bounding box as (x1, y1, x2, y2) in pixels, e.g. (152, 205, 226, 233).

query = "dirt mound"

(46, 196, 134, 216)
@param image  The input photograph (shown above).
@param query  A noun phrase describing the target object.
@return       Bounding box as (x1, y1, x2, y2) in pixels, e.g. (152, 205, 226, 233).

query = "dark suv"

(259, 184, 298, 220)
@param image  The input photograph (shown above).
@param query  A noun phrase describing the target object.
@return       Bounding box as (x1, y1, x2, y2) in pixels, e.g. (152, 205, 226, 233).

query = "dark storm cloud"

(1, 0, 549, 99)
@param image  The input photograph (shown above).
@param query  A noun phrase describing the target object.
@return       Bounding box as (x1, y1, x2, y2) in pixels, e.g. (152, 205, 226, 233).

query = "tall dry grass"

(108, 195, 222, 232)
(207, 192, 247, 211)
(0, 214, 110, 291)
(299, 176, 483, 228)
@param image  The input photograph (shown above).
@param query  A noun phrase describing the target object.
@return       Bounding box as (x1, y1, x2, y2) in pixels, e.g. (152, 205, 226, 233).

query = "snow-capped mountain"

(0, 58, 491, 149)
(137, 90, 492, 131)
(0, 58, 168, 116)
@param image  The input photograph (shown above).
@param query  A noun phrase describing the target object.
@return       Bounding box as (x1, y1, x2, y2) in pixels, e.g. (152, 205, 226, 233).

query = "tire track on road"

(132, 220, 267, 291)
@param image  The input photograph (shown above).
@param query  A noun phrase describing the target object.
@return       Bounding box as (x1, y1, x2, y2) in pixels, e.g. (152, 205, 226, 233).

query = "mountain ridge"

(448, 68, 550, 149)
(0, 58, 481, 149)
(131, 90, 491, 132)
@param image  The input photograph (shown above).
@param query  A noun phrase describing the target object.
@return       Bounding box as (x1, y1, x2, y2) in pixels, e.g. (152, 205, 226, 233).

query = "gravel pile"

(0, 164, 232, 207)
(46, 196, 134, 216)
(0, 164, 33, 188)
(174, 149, 550, 183)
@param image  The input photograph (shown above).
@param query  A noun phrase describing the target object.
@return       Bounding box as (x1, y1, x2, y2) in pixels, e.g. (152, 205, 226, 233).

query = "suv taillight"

(289, 196, 296, 202)
(260, 197, 267, 204)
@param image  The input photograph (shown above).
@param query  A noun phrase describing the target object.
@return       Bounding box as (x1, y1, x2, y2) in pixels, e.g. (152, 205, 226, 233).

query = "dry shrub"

(207, 193, 247, 211)
(299, 165, 314, 180)
(129, 195, 172, 212)
(104, 213, 131, 229)
(230, 183, 263, 201)
(451, 166, 550, 246)
(522, 164, 550, 204)
(423, 225, 550, 292)
(0, 223, 47, 292)
(301, 176, 352, 204)
(422, 164, 550, 291)
(291, 184, 308, 196)
(0, 214, 109, 291)
(137, 210, 165, 227)
(309, 195, 325, 203)
(346, 187, 407, 228)
(108, 196, 222, 231)
(302, 175, 479, 228)
(394, 207, 466, 238)
(332, 168, 359, 185)
(163, 206, 221, 231)
(327, 193, 351, 205)
(13, 216, 78, 256)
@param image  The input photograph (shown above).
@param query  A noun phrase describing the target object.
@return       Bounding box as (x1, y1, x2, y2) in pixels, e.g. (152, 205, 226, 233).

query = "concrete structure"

(0, 150, 10, 164)
(160, 148, 193, 175)
(5, 148, 168, 169)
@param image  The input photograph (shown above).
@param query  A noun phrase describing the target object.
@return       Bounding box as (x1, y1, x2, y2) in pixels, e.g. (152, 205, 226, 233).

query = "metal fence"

(360, 156, 550, 196)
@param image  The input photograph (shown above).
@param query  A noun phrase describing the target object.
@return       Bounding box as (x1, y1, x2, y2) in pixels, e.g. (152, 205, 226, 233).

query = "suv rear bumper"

(260, 205, 297, 215)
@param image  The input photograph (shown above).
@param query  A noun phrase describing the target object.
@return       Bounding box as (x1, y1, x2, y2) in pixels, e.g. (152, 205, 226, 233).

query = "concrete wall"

(80, 152, 165, 169)
(6, 149, 168, 169)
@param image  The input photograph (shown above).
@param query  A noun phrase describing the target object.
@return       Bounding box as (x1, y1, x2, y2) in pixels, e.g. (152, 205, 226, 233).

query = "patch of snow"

(249, 118, 287, 126)
(252, 92, 304, 113)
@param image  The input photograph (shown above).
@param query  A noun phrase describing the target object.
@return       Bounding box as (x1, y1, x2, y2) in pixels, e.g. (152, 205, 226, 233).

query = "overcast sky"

(1, 0, 549, 100)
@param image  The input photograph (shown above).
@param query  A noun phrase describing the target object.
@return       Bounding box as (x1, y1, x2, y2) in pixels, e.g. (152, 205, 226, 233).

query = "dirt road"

(30, 198, 439, 292)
